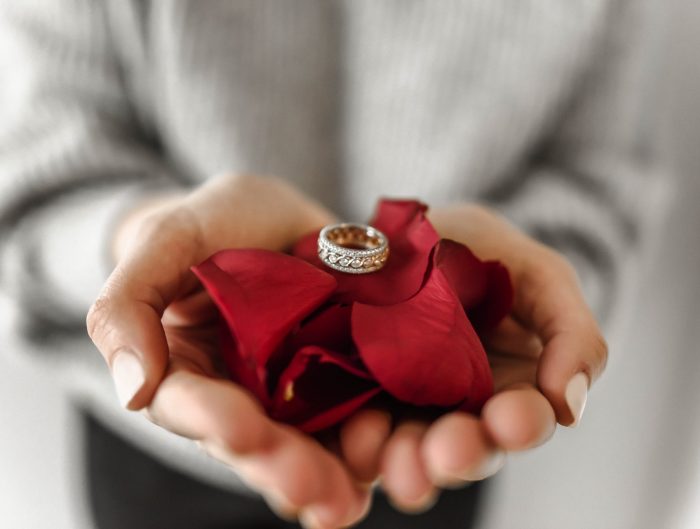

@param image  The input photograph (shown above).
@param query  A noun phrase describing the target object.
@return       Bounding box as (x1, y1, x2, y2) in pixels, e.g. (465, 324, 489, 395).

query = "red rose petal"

(352, 267, 493, 410)
(271, 346, 380, 433)
(292, 199, 439, 305)
(368, 199, 432, 241)
(192, 249, 337, 374)
(298, 389, 381, 433)
(469, 262, 514, 331)
(267, 303, 367, 394)
(433, 239, 513, 332)
(289, 304, 355, 355)
(291, 230, 320, 264)
(433, 239, 489, 307)
(219, 323, 271, 406)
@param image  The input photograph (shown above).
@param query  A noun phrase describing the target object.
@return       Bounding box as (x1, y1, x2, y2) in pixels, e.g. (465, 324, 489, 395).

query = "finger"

(422, 412, 504, 488)
(185, 174, 336, 251)
(223, 427, 370, 528)
(482, 385, 556, 451)
(381, 422, 437, 513)
(148, 367, 370, 528)
(164, 324, 222, 376)
(147, 365, 271, 449)
(162, 288, 218, 327)
(483, 316, 542, 359)
(211, 425, 371, 528)
(261, 493, 300, 523)
(205, 429, 371, 529)
(514, 252, 608, 426)
(489, 354, 538, 392)
(86, 207, 204, 410)
(340, 409, 392, 483)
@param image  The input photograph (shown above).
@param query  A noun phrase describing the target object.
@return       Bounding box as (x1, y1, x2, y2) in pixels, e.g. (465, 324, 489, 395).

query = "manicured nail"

(565, 372, 589, 427)
(360, 478, 381, 491)
(389, 488, 439, 514)
(436, 450, 507, 486)
(408, 489, 439, 513)
(299, 510, 323, 529)
(111, 350, 145, 408)
(300, 503, 363, 529)
(299, 495, 371, 528)
(468, 450, 506, 480)
(265, 492, 298, 522)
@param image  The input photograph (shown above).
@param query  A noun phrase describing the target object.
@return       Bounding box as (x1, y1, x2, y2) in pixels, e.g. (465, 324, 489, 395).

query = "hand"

(336, 203, 607, 511)
(87, 175, 371, 528)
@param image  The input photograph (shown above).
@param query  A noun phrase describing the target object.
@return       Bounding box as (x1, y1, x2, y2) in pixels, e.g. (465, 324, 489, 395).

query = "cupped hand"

(87, 175, 371, 528)
(337, 203, 607, 511)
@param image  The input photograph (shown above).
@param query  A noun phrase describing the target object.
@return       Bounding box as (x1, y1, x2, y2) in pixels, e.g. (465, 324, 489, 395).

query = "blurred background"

(1, 1, 699, 528)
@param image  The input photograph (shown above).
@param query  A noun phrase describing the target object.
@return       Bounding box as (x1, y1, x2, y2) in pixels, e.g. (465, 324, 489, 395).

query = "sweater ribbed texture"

(0, 0, 666, 490)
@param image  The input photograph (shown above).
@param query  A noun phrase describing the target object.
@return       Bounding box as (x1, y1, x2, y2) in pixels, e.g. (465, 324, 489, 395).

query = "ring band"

(317, 223, 389, 274)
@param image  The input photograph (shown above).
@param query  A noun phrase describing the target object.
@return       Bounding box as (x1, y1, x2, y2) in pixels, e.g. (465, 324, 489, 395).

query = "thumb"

(87, 207, 203, 409)
(88, 174, 336, 409)
(514, 254, 607, 427)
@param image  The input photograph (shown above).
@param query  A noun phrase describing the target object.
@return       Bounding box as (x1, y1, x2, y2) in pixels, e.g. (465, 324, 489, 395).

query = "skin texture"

(369, 204, 605, 509)
(87, 176, 607, 528)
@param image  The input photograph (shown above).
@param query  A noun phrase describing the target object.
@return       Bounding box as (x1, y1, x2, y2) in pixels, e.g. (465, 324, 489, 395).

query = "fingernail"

(299, 496, 371, 528)
(467, 450, 506, 481)
(354, 494, 373, 524)
(565, 372, 589, 427)
(439, 451, 506, 486)
(265, 493, 298, 522)
(409, 489, 439, 513)
(360, 478, 381, 491)
(299, 510, 323, 529)
(389, 488, 439, 514)
(111, 350, 145, 408)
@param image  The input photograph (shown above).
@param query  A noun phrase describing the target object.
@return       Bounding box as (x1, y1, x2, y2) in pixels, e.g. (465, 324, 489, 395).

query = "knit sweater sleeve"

(0, 0, 187, 333)
(487, 1, 669, 322)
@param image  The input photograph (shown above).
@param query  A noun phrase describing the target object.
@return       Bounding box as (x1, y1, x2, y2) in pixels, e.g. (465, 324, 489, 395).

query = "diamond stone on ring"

(317, 223, 389, 274)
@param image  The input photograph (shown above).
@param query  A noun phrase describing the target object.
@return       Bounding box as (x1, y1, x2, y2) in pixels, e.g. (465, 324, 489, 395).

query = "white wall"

(0, 297, 87, 529)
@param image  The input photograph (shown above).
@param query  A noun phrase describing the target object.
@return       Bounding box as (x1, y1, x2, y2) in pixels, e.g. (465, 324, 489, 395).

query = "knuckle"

(86, 267, 128, 342)
(218, 433, 247, 456)
(86, 295, 113, 342)
(590, 331, 609, 374)
(218, 419, 263, 456)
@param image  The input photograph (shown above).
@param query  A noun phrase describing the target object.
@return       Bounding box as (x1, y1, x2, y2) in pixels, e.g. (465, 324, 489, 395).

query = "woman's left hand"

(336, 203, 608, 511)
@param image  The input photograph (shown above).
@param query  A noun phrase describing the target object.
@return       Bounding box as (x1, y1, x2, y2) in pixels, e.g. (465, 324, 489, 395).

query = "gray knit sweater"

(0, 0, 665, 489)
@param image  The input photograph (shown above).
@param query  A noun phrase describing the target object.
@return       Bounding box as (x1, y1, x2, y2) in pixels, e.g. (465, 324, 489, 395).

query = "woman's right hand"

(87, 174, 371, 528)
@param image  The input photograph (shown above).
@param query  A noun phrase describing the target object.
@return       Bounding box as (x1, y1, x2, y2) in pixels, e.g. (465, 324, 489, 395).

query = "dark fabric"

(84, 411, 487, 529)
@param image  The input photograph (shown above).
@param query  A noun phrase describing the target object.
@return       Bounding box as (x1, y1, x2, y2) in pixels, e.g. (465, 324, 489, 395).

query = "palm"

(96, 197, 602, 521)
(161, 280, 224, 379)
(484, 317, 541, 392)
(88, 175, 377, 527)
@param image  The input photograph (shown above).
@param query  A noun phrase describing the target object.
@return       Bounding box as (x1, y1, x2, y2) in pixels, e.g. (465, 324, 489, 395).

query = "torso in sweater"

(108, 0, 609, 219)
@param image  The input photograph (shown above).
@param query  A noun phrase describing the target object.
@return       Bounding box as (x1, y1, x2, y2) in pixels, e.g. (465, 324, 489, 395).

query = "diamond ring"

(317, 223, 389, 274)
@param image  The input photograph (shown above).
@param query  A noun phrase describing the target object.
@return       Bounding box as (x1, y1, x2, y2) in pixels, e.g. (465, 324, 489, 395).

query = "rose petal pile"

(192, 199, 513, 433)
